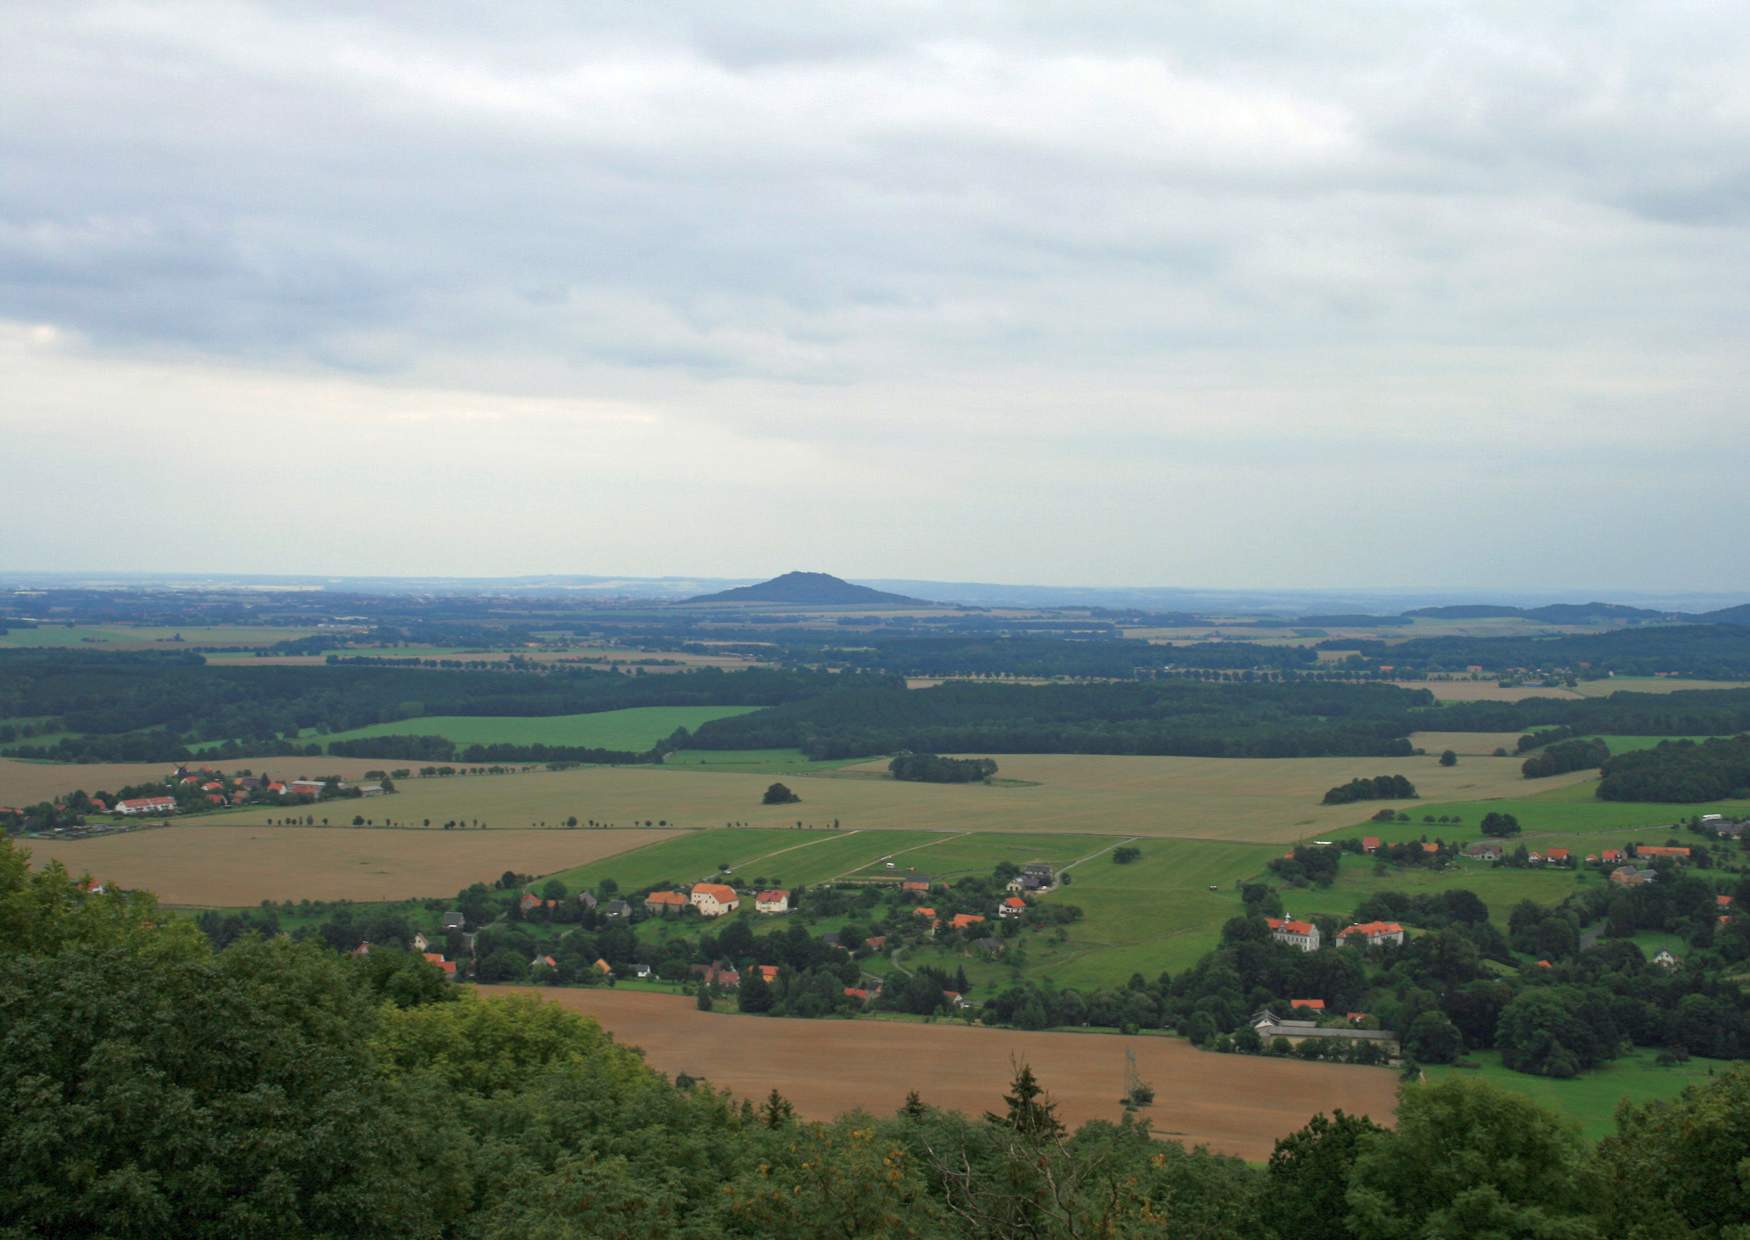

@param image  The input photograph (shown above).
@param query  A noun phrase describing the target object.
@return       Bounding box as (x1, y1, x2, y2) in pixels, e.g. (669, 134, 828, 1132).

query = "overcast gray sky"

(3, 2, 1747, 589)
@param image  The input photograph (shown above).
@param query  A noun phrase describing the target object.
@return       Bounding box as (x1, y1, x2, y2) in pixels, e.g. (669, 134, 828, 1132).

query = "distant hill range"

(682, 571, 932, 607)
(1393, 602, 1745, 625)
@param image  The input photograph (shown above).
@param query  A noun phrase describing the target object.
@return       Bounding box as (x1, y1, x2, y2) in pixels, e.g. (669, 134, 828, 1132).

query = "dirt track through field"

(506, 988, 1399, 1161)
(23, 825, 673, 905)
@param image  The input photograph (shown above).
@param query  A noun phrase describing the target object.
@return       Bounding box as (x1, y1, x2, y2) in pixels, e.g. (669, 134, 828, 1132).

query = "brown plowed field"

(23, 825, 671, 905)
(505, 988, 1399, 1161)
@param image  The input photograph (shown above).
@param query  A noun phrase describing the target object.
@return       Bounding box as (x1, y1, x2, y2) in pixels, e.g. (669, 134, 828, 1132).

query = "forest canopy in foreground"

(3, 840, 1748, 1238)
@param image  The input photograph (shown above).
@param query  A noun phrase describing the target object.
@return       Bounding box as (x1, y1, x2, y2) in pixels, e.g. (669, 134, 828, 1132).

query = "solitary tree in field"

(1440, 750, 1458, 766)
(762, 782, 800, 805)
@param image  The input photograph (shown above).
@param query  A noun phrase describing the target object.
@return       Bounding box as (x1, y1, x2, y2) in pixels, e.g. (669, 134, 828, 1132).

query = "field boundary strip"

(827, 831, 967, 882)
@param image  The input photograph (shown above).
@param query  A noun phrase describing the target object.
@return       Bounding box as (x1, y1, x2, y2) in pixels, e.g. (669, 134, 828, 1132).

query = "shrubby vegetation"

(1522, 736, 1610, 779)
(888, 752, 999, 783)
(1321, 774, 1417, 805)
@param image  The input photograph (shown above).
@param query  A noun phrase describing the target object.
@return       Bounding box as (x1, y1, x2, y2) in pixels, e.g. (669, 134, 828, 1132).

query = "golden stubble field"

(507, 988, 1400, 1161)
(24, 825, 673, 905)
(195, 751, 1592, 843)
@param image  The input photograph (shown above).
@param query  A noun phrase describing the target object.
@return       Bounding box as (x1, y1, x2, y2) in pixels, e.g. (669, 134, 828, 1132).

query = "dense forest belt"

(1326, 622, 1750, 678)
(694, 682, 1750, 762)
(1599, 735, 1750, 802)
(0, 652, 855, 763)
(690, 681, 1433, 759)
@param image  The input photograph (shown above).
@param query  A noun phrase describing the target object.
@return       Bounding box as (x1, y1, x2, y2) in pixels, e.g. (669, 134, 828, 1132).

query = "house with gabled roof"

(644, 890, 689, 915)
(1337, 921, 1405, 948)
(754, 889, 789, 914)
(949, 913, 985, 931)
(998, 896, 1027, 919)
(690, 882, 739, 917)
(1266, 916, 1322, 952)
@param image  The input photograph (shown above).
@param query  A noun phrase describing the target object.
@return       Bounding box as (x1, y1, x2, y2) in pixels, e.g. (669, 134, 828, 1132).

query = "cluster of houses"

(634, 882, 792, 918)
(108, 766, 386, 817)
(1265, 916, 1406, 954)
(1249, 1007, 1400, 1055)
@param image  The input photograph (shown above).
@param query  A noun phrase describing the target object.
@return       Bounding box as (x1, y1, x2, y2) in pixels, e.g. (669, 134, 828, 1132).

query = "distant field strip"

(23, 825, 670, 905)
(193, 750, 1601, 842)
(307, 706, 763, 752)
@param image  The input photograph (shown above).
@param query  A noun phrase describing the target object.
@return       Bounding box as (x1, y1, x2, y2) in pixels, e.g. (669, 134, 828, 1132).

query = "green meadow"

(1327, 778, 1750, 853)
(1427, 1049, 1727, 1143)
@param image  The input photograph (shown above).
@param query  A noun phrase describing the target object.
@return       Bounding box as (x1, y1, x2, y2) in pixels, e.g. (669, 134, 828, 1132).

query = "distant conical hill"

(683, 571, 930, 606)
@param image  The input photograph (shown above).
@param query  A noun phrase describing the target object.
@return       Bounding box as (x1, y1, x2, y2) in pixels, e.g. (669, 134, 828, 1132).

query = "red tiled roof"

(692, 882, 738, 904)
(949, 913, 985, 929)
(1362, 836, 1381, 850)
(1289, 998, 1325, 1010)
(645, 890, 688, 906)
(757, 965, 780, 983)
(1267, 917, 1317, 936)
(1338, 921, 1403, 939)
(914, 906, 936, 918)
(1638, 846, 1691, 858)
(1718, 894, 1735, 907)
(1002, 896, 1026, 909)
(756, 889, 787, 903)
(843, 987, 869, 1001)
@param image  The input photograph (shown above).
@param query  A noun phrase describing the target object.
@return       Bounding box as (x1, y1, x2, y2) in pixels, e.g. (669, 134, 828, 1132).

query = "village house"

(1249, 1008, 1399, 1054)
(865, 935, 887, 951)
(1266, 916, 1322, 952)
(1021, 863, 1054, 887)
(1288, 998, 1326, 1012)
(754, 889, 790, 914)
(1337, 920, 1406, 948)
(949, 913, 985, 930)
(1463, 841, 1504, 860)
(601, 899, 630, 918)
(593, 958, 613, 975)
(843, 987, 871, 1004)
(997, 895, 1028, 919)
(690, 882, 740, 917)
(914, 906, 937, 920)
(1545, 848, 1570, 863)
(531, 954, 558, 970)
(1361, 836, 1381, 854)
(1611, 865, 1658, 887)
(1652, 949, 1679, 969)
(1600, 849, 1625, 864)
(115, 796, 177, 816)
(756, 965, 780, 984)
(704, 961, 739, 988)
(411, 932, 429, 952)
(644, 890, 689, 916)
(943, 990, 969, 1010)
(627, 963, 652, 979)
(1636, 846, 1691, 860)
(901, 876, 932, 894)
(519, 890, 543, 914)
(441, 911, 465, 931)
(285, 779, 325, 798)
(576, 891, 598, 911)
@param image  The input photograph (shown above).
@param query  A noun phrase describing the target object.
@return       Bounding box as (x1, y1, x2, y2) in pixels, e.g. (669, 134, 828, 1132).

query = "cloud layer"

(3, 3, 1747, 587)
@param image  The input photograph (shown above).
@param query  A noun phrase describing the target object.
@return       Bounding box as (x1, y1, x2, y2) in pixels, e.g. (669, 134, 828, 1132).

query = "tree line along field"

(0, 624, 338, 650)
(194, 749, 1593, 842)
(0, 755, 519, 806)
(290, 705, 763, 753)
(501, 987, 1401, 1163)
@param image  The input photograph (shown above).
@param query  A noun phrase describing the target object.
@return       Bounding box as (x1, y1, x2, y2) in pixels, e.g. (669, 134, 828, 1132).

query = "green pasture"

(1327, 779, 1750, 853)
(1427, 1049, 1731, 1143)
(1263, 853, 1585, 930)
(1585, 734, 1730, 753)
(546, 827, 814, 894)
(840, 832, 1117, 884)
(0, 624, 330, 649)
(306, 706, 763, 754)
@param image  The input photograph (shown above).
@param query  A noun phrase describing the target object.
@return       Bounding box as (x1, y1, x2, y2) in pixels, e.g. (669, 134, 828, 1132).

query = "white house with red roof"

(690, 882, 740, 917)
(1337, 920, 1406, 948)
(1266, 916, 1322, 952)
(998, 896, 1027, 918)
(754, 889, 789, 914)
(115, 796, 177, 816)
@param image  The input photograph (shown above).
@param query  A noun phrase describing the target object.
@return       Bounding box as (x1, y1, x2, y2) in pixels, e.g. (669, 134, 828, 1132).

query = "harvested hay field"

(0, 756, 515, 806)
(1570, 677, 1750, 697)
(505, 988, 1398, 1160)
(198, 751, 1591, 843)
(23, 825, 672, 905)
(1409, 680, 1582, 702)
(1408, 731, 1529, 756)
